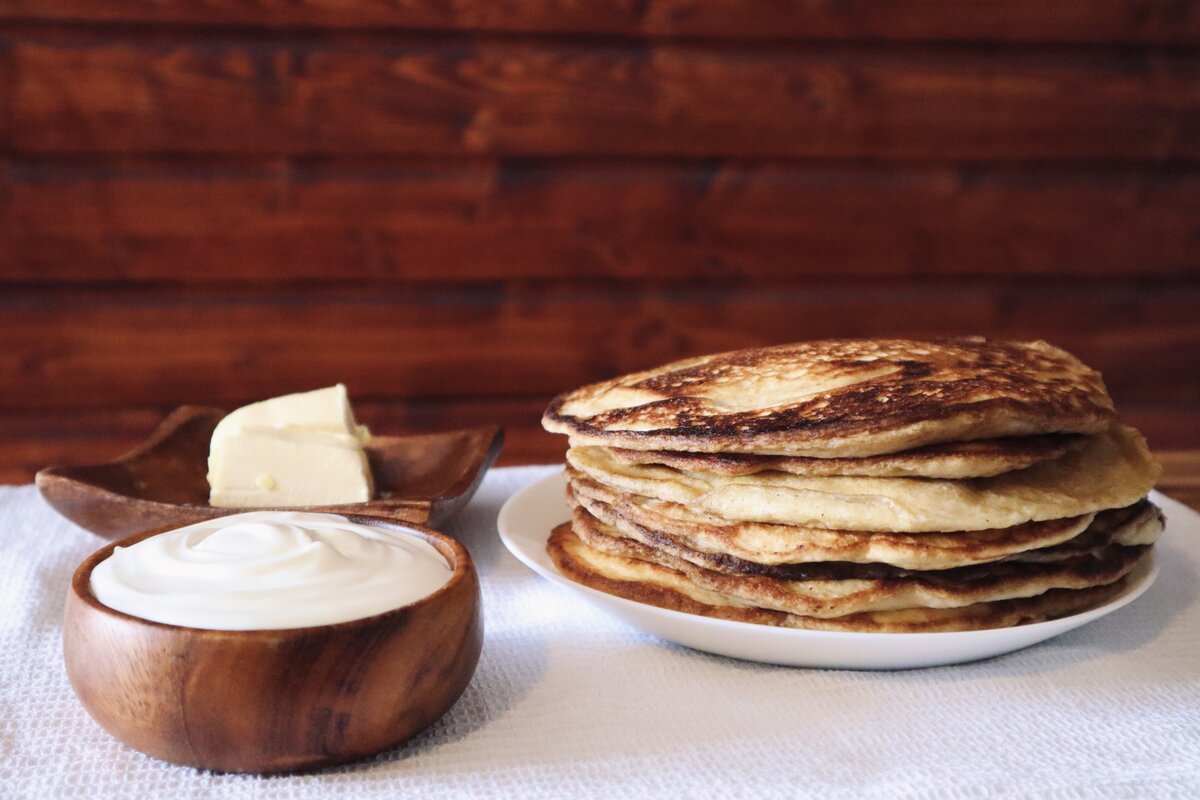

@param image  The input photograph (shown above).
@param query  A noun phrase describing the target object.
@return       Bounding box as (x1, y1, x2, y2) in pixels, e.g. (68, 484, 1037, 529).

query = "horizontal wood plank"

(5, 39, 1198, 159)
(1156, 450, 1200, 509)
(1, 402, 1195, 492)
(0, 397, 565, 483)
(2, 285, 1197, 413)
(2, 1, 1198, 44)
(4, 159, 1200, 281)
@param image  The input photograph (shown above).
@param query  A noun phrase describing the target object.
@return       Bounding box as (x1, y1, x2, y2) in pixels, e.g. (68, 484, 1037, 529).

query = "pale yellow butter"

(207, 385, 374, 508)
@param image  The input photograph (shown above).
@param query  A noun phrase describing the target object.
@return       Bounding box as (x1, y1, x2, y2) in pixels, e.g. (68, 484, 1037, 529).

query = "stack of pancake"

(541, 338, 1163, 632)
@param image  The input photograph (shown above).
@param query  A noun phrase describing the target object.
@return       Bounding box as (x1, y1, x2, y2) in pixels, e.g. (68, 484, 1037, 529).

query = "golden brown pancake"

(568, 505, 1152, 618)
(601, 434, 1088, 479)
(567, 470, 1103, 569)
(540, 337, 1160, 635)
(567, 425, 1159, 532)
(547, 523, 1135, 633)
(544, 338, 1115, 457)
(570, 475, 1162, 576)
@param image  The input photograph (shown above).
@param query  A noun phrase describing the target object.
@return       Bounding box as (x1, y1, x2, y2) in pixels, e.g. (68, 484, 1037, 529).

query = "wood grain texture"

(4, 158, 1200, 282)
(0, 398, 561, 485)
(5, 402, 1197, 484)
(35, 406, 503, 538)
(3, 5, 1197, 494)
(3, 1, 1198, 43)
(63, 520, 482, 772)
(6, 39, 1199, 159)
(1157, 450, 1200, 509)
(2, 284, 1197, 411)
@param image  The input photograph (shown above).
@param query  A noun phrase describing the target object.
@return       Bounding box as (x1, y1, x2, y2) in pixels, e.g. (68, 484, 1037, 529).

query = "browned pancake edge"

(567, 504, 1149, 618)
(603, 434, 1089, 479)
(566, 469, 1124, 569)
(544, 338, 1115, 456)
(546, 523, 1134, 633)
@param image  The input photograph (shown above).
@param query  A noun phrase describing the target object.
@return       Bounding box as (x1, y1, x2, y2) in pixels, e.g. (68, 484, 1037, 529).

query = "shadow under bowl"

(63, 516, 483, 774)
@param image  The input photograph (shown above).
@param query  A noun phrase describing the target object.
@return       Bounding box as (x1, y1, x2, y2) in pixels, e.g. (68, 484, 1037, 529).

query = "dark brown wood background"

(2, 1, 1199, 483)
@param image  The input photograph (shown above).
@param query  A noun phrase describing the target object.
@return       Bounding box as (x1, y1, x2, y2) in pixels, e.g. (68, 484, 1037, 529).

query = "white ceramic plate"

(497, 470, 1168, 670)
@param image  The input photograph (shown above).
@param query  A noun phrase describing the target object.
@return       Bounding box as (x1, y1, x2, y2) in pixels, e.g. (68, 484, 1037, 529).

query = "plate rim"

(497, 468, 1165, 646)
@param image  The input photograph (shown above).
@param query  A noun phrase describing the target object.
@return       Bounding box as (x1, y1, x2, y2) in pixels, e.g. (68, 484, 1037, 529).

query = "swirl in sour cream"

(89, 512, 452, 630)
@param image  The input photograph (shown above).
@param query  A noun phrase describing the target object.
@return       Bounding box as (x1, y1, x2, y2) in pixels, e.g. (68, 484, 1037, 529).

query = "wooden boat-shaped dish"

(36, 406, 504, 539)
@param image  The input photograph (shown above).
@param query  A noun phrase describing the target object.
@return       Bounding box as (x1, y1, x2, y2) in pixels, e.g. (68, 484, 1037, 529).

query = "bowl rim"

(68, 513, 476, 637)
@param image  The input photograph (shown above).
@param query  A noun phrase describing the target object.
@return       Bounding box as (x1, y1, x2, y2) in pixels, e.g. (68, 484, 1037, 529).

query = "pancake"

(567, 425, 1159, 533)
(568, 471, 1100, 569)
(571, 475, 1161, 574)
(568, 505, 1152, 617)
(545, 338, 1115, 457)
(541, 337, 1160, 635)
(547, 523, 1135, 633)
(601, 434, 1088, 479)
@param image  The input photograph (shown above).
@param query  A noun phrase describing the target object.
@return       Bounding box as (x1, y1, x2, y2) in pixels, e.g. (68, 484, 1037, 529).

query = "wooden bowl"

(37, 406, 504, 539)
(63, 516, 483, 774)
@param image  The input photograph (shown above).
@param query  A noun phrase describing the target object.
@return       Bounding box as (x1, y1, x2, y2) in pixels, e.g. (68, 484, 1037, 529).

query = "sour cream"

(89, 512, 453, 630)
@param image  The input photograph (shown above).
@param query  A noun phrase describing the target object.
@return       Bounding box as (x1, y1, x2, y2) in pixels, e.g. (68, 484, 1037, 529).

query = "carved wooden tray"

(36, 406, 504, 538)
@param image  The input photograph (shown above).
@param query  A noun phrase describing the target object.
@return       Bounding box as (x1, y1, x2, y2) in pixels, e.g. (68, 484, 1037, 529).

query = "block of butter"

(207, 384, 374, 508)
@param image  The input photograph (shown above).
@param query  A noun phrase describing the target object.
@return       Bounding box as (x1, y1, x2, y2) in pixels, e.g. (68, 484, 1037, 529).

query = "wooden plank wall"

(2, 1, 1199, 482)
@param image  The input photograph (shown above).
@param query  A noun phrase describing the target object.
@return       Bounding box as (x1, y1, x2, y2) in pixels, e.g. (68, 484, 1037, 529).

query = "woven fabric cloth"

(2, 466, 1198, 799)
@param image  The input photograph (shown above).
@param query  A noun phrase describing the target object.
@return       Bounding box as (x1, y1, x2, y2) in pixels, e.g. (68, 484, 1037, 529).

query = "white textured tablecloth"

(2, 466, 1198, 799)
